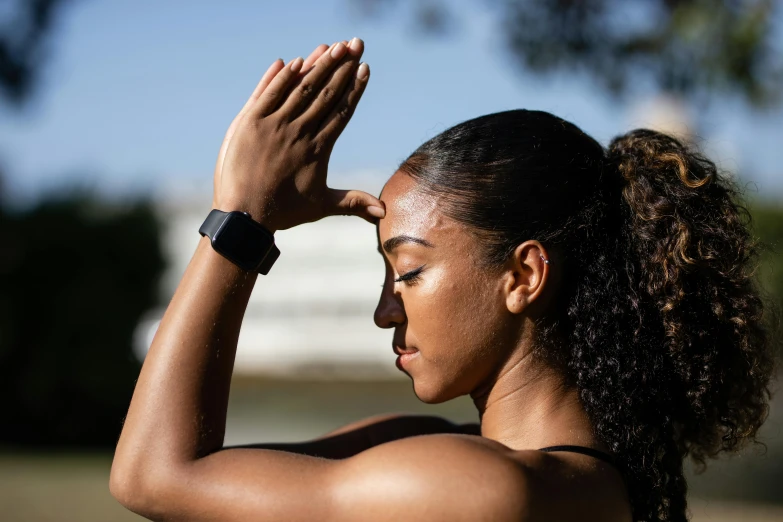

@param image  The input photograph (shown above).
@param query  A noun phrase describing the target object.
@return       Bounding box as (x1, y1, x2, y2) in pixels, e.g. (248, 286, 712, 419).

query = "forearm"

(112, 236, 256, 483)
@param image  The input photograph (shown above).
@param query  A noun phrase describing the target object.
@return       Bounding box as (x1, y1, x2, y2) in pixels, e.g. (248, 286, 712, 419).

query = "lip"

(395, 351, 420, 370)
(393, 344, 419, 371)
(393, 344, 418, 356)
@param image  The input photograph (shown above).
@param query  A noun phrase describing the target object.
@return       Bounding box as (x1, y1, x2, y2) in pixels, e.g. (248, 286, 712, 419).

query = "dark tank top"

(538, 445, 617, 468)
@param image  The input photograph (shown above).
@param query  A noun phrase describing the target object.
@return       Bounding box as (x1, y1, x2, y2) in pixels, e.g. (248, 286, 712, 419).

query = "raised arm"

(108, 38, 382, 517)
(108, 38, 523, 522)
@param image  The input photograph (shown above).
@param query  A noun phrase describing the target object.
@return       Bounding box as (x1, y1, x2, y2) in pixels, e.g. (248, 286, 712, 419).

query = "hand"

(212, 38, 384, 233)
(212, 43, 333, 196)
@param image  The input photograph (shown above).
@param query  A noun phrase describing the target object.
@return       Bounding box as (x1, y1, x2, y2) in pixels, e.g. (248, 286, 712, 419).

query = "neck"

(470, 348, 600, 452)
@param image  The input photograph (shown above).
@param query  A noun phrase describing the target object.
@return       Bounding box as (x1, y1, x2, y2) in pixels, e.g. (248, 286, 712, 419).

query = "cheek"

(408, 266, 507, 394)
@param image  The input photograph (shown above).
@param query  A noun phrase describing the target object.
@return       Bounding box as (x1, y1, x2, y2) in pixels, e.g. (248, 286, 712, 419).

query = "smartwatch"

(198, 209, 280, 275)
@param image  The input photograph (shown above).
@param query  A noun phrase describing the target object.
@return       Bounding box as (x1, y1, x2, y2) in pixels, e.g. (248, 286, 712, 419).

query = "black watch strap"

(199, 209, 280, 275)
(199, 207, 229, 237)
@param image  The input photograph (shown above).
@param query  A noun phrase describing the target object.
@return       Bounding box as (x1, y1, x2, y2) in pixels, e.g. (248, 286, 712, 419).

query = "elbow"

(110, 459, 174, 518)
(109, 461, 150, 514)
(109, 461, 138, 509)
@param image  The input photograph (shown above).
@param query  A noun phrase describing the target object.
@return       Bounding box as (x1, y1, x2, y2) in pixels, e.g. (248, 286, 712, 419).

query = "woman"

(110, 39, 775, 522)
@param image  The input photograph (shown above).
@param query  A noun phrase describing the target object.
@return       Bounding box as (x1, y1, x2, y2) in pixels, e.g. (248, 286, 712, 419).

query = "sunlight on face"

(374, 171, 517, 403)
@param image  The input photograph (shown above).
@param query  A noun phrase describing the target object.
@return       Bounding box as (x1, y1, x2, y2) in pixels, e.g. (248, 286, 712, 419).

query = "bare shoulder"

(333, 434, 631, 522)
(332, 433, 530, 522)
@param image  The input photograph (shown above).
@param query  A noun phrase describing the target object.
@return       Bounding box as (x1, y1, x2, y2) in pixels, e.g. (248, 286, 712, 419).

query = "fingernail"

(368, 206, 385, 218)
(349, 37, 361, 51)
(290, 57, 303, 73)
(331, 42, 347, 59)
(356, 62, 370, 80)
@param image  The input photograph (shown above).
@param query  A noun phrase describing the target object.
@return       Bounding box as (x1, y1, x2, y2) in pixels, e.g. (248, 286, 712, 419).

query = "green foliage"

(354, 0, 783, 106)
(0, 193, 164, 448)
(751, 199, 783, 356)
(0, 0, 70, 106)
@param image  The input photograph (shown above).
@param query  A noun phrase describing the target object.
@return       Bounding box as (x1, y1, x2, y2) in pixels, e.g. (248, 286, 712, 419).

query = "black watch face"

(213, 213, 270, 271)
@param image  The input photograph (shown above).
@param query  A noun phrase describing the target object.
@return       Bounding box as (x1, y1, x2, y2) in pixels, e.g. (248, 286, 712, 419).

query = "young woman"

(110, 39, 776, 522)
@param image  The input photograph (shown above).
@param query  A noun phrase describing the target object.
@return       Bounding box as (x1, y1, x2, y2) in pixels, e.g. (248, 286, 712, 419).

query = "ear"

(503, 241, 550, 314)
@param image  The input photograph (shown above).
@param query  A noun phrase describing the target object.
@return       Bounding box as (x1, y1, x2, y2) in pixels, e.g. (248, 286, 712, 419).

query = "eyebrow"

(378, 235, 435, 254)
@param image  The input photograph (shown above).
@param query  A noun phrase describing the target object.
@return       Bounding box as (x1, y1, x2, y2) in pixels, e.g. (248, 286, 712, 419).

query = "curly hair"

(400, 110, 777, 521)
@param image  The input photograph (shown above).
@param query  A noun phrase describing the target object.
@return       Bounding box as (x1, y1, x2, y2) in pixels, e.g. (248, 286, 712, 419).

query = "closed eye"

(394, 265, 425, 285)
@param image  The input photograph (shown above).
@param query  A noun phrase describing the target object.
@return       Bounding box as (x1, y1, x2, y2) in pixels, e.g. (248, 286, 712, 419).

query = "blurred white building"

(134, 175, 402, 379)
(626, 94, 696, 141)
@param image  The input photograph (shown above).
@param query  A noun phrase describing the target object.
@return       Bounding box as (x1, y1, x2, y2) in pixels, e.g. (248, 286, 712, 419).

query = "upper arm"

(223, 413, 470, 459)
(123, 435, 529, 522)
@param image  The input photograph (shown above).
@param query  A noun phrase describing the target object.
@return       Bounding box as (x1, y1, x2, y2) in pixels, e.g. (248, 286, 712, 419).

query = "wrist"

(197, 235, 255, 273)
(211, 200, 278, 234)
(199, 209, 280, 275)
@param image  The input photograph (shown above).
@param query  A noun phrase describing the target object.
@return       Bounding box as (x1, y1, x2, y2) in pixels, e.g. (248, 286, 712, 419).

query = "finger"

(225, 59, 285, 142)
(344, 38, 363, 59)
(296, 39, 365, 125)
(215, 59, 285, 176)
(302, 44, 329, 72)
(317, 61, 370, 140)
(252, 57, 304, 116)
(276, 40, 354, 119)
(325, 188, 386, 223)
(240, 58, 285, 114)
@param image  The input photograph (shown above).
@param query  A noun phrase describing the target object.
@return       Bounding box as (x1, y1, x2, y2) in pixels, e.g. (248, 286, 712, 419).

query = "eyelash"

(393, 266, 425, 286)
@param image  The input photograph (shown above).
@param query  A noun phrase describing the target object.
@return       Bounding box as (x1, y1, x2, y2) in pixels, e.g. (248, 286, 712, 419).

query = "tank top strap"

(538, 445, 617, 468)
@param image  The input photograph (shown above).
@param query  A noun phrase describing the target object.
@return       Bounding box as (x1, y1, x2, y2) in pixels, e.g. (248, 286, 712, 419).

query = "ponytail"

(579, 128, 775, 521)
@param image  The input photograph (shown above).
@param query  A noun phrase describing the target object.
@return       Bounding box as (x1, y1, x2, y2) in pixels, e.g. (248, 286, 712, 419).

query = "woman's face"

(375, 170, 521, 403)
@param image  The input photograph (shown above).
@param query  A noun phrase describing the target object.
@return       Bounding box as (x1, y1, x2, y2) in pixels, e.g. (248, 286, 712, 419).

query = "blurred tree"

(752, 200, 783, 354)
(0, 193, 164, 447)
(352, 0, 782, 106)
(0, 0, 71, 205)
(0, 1, 165, 448)
(0, 0, 70, 106)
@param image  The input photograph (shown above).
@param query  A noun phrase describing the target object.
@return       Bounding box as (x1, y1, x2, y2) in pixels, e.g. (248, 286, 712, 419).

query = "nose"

(374, 279, 406, 329)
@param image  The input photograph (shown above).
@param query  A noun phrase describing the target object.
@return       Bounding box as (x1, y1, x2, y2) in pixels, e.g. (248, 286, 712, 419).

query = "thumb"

(326, 188, 386, 224)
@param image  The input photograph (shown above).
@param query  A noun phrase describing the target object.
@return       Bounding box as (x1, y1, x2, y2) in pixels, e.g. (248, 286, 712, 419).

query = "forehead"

(376, 170, 457, 247)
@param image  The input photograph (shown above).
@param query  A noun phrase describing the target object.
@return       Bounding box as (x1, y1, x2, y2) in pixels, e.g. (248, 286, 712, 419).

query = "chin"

(410, 377, 464, 405)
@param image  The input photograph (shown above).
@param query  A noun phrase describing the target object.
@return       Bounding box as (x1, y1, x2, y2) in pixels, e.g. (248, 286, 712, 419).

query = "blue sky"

(1, 0, 781, 205)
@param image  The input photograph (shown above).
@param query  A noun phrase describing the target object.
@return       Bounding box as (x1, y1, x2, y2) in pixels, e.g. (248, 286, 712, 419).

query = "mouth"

(393, 344, 418, 356)
(393, 345, 420, 371)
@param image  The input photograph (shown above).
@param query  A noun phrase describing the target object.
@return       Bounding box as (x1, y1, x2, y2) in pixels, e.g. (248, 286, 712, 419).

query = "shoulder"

(331, 434, 630, 522)
(330, 434, 531, 522)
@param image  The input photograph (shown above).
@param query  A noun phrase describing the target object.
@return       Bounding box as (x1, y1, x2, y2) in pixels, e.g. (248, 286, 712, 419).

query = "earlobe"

(502, 258, 530, 315)
(505, 286, 529, 315)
